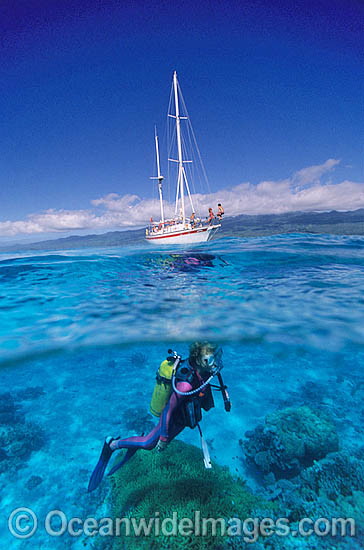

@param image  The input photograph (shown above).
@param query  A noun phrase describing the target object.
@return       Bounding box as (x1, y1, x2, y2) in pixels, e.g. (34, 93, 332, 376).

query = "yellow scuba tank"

(150, 358, 175, 417)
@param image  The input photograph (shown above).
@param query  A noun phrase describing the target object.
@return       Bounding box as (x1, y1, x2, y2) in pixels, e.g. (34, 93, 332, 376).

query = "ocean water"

(0, 234, 363, 549)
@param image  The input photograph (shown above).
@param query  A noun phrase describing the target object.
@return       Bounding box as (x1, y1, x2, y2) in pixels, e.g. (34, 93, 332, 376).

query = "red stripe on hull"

(146, 227, 209, 241)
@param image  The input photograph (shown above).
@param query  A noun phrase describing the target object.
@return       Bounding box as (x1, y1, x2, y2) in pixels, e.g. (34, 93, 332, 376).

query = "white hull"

(146, 224, 220, 245)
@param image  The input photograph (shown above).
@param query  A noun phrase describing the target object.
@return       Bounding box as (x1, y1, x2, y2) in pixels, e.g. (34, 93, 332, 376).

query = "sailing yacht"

(145, 71, 221, 245)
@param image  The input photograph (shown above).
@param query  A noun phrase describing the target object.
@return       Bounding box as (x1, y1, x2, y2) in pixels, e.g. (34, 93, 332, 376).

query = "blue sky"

(0, 0, 363, 240)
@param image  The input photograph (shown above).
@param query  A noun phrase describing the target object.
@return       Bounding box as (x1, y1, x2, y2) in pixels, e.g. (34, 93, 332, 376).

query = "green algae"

(107, 440, 269, 550)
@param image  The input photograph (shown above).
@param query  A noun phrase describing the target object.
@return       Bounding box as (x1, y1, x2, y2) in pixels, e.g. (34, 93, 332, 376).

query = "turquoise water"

(0, 234, 363, 549)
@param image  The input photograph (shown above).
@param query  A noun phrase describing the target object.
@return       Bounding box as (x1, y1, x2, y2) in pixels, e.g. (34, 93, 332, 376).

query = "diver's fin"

(107, 448, 138, 477)
(87, 436, 119, 492)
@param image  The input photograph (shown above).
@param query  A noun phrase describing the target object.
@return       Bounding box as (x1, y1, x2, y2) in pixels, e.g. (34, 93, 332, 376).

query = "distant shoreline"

(1, 209, 364, 253)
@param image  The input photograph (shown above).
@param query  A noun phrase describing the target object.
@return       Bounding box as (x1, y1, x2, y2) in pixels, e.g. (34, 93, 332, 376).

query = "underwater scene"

(0, 234, 363, 549)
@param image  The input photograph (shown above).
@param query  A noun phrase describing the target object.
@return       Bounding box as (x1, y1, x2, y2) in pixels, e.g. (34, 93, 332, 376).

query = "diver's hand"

(156, 439, 168, 452)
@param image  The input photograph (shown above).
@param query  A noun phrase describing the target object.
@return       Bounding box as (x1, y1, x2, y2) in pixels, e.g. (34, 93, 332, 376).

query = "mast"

(150, 127, 164, 225)
(173, 71, 185, 224)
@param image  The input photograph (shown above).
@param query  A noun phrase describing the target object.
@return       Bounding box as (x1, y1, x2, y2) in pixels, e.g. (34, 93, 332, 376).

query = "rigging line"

(168, 124, 177, 211)
(180, 135, 190, 214)
(166, 114, 171, 207)
(177, 80, 211, 195)
(183, 166, 195, 214)
(150, 129, 158, 212)
(184, 120, 199, 201)
(167, 92, 177, 161)
(167, 78, 174, 117)
(160, 119, 169, 210)
(168, 125, 177, 159)
(181, 130, 197, 203)
(167, 95, 171, 207)
(167, 79, 175, 207)
(167, 116, 172, 207)
(190, 120, 207, 197)
(188, 112, 210, 196)
(168, 103, 178, 213)
(185, 118, 197, 197)
(167, 112, 170, 206)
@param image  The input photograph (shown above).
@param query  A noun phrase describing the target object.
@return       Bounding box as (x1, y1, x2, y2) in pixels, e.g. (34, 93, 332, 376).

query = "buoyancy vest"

(174, 361, 215, 429)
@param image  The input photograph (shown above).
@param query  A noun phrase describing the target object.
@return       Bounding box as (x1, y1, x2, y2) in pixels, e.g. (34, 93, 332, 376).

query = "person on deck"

(217, 203, 224, 221)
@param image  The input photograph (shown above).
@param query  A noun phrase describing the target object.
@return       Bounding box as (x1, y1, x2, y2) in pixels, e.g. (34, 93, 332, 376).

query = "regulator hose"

(171, 365, 221, 396)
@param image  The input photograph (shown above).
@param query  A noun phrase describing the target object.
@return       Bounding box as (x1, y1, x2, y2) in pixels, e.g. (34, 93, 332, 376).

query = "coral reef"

(300, 450, 364, 503)
(241, 406, 339, 479)
(241, 404, 363, 550)
(259, 450, 364, 549)
(0, 391, 45, 475)
(106, 440, 267, 550)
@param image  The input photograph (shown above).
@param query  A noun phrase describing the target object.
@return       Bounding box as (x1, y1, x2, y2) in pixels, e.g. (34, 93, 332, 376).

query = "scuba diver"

(88, 342, 231, 492)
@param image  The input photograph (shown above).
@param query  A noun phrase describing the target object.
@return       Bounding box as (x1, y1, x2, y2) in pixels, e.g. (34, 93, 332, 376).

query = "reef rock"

(269, 449, 364, 540)
(0, 392, 22, 425)
(241, 405, 339, 479)
(0, 392, 45, 474)
(300, 450, 364, 501)
(25, 475, 43, 490)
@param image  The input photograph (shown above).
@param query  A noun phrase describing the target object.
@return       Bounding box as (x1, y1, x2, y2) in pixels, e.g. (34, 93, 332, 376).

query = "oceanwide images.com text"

(8, 508, 356, 543)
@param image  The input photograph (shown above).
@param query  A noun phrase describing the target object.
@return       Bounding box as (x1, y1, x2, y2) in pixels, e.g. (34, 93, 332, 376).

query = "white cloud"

(1, 159, 363, 237)
(91, 193, 140, 211)
(292, 158, 340, 186)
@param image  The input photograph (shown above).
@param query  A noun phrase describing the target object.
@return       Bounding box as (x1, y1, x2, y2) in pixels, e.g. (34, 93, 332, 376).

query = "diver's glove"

(156, 439, 168, 452)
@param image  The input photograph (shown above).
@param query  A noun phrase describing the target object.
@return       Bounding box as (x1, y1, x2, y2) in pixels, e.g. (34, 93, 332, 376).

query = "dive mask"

(204, 347, 223, 374)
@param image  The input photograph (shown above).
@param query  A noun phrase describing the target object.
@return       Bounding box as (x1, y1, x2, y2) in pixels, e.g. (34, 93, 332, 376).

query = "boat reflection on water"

(144, 252, 228, 275)
(167, 253, 216, 272)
